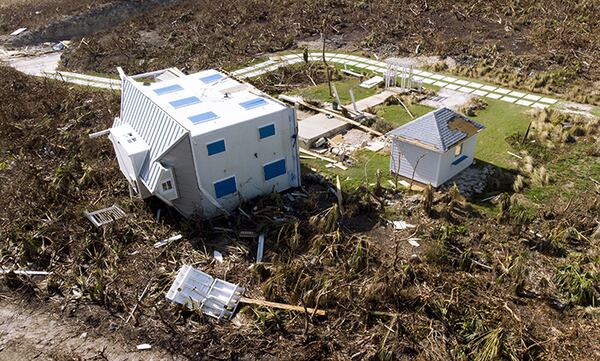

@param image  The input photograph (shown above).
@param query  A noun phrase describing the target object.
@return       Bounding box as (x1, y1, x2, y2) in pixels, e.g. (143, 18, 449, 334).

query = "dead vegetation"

(41, 0, 598, 107)
(1, 64, 600, 359)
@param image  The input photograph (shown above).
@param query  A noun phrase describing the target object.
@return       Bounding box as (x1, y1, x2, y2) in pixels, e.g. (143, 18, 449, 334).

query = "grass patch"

(467, 99, 530, 168)
(302, 149, 394, 190)
(292, 78, 379, 104)
(375, 103, 434, 128)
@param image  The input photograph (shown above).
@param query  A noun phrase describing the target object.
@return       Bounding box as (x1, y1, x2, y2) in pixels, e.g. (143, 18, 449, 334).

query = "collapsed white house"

(387, 107, 485, 187)
(101, 67, 301, 219)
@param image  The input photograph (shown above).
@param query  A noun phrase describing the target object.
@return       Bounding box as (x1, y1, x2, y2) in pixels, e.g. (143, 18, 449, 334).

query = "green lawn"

(374, 103, 435, 128)
(292, 78, 379, 104)
(303, 149, 394, 191)
(468, 99, 530, 169)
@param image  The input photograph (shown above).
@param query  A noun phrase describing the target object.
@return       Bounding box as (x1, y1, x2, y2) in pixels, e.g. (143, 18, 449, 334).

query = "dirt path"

(0, 299, 186, 361)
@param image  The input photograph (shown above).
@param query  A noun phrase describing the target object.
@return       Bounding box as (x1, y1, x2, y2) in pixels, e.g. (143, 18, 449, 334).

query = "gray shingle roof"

(386, 107, 485, 152)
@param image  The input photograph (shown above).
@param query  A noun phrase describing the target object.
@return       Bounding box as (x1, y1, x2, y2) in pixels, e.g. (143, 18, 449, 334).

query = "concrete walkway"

(0, 48, 566, 109)
(232, 52, 559, 110)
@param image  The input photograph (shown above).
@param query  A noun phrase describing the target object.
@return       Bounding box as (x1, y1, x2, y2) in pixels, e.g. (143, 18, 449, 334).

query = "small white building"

(106, 67, 300, 219)
(387, 107, 485, 187)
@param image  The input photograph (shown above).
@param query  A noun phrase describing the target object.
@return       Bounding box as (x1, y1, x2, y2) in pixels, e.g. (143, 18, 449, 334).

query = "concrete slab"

(298, 114, 349, 148)
(455, 79, 470, 86)
(434, 81, 448, 87)
(495, 88, 511, 94)
(430, 74, 445, 80)
(472, 90, 488, 97)
(467, 82, 484, 89)
(533, 103, 549, 109)
(442, 76, 458, 82)
(485, 93, 502, 99)
(445, 84, 461, 90)
(423, 78, 436, 84)
(500, 96, 518, 103)
(516, 99, 533, 107)
(458, 87, 475, 93)
(509, 91, 526, 98)
(482, 85, 497, 92)
(540, 97, 558, 104)
(524, 94, 542, 101)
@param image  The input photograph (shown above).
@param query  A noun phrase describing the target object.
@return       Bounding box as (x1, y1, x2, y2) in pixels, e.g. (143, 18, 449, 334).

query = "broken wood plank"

(282, 96, 383, 137)
(300, 148, 348, 170)
(240, 296, 326, 316)
(0, 269, 51, 276)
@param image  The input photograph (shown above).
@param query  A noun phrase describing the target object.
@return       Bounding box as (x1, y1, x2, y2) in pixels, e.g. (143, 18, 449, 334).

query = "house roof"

(134, 69, 287, 138)
(386, 107, 485, 152)
(116, 68, 288, 192)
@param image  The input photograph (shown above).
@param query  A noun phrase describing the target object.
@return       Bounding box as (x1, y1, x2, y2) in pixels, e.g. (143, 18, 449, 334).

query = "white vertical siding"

(390, 140, 441, 185)
(436, 135, 477, 186)
(120, 77, 187, 193)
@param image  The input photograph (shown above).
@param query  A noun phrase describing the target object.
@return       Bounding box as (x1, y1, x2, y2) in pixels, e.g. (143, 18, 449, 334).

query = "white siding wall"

(159, 135, 204, 217)
(190, 108, 299, 217)
(436, 135, 477, 186)
(390, 140, 441, 185)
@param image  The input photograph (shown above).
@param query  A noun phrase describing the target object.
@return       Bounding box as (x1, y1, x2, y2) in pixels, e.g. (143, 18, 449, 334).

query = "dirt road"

(0, 299, 185, 361)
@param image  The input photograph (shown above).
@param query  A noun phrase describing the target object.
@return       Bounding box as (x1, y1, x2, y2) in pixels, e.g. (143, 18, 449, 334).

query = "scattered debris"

(392, 220, 416, 230)
(136, 344, 152, 351)
(213, 250, 224, 263)
(256, 233, 265, 263)
(166, 265, 245, 321)
(85, 204, 126, 227)
(365, 140, 385, 152)
(10, 28, 27, 36)
(300, 148, 347, 170)
(341, 68, 363, 78)
(408, 238, 421, 247)
(0, 269, 51, 276)
(360, 76, 384, 89)
(239, 296, 326, 316)
(153, 234, 183, 248)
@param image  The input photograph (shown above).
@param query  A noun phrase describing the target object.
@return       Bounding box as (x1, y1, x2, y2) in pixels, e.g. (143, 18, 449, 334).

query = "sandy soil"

(0, 298, 185, 361)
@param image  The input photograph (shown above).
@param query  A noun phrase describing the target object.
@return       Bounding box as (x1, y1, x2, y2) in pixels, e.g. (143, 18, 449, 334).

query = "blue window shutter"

(259, 124, 276, 139)
(207, 140, 226, 155)
(452, 155, 468, 165)
(189, 111, 219, 124)
(170, 96, 201, 109)
(264, 159, 286, 181)
(240, 98, 268, 110)
(214, 177, 237, 198)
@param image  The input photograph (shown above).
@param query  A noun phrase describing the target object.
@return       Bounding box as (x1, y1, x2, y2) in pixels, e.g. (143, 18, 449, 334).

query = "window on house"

(170, 96, 201, 109)
(240, 98, 268, 110)
(263, 159, 286, 181)
(200, 73, 224, 84)
(214, 176, 237, 198)
(189, 111, 219, 124)
(258, 124, 276, 139)
(154, 84, 183, 95)
(207, 139, 226, 156)
(161, 180, 173, 192)
(454, 143, 463, 157)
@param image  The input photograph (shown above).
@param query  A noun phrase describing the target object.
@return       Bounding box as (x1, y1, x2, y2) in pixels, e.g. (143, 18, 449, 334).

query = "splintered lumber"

(281, 95, 383, 137)
(240, 297, 327, 316)
(300, 148, 348, 170)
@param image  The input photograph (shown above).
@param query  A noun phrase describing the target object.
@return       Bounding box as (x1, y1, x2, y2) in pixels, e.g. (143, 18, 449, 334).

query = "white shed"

(106, 67, 300, 219)
(387, 108, 485, 187)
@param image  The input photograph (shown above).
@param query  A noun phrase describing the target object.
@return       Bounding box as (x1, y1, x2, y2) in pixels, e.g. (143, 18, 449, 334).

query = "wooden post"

(240, 297, 326, 316)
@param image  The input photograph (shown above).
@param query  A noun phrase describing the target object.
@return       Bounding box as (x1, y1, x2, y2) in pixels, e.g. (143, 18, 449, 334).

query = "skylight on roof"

(154, 84, 183, 95)
(189, 111, 219, 124)
(170, 96, 201, 109)
(200, 73, 224, 84)
(240, 98, 267, 110)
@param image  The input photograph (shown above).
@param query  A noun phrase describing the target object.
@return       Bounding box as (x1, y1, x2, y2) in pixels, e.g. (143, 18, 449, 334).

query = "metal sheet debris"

(166, 265, 245, 321)
(360, 76, 384, 89)
(85, 204, 126, 227)
(10, 28, 27, 36)
(136, 344, 152, 351)
(256, 233, 265, 263)
(392, 220, 416, 230)
(213, 250, 224, 263)
(365, 140, 385, 152)
(408, 238, 421, 247)
(153, 234, 182, 248)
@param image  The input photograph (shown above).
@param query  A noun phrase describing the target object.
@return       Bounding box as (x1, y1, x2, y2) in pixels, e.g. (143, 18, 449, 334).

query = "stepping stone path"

(231, 52, 558, 109)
